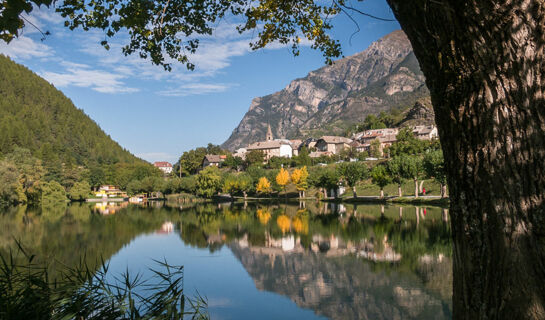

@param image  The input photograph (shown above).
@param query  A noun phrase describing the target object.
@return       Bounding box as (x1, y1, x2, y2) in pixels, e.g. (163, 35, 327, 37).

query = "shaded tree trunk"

(414, 179, 418, 198)
(352, 186, 357, 198)
(387, 1, 545, 318)
(441, 184, 447, 199)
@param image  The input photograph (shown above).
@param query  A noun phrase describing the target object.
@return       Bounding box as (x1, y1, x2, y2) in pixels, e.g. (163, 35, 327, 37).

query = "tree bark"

(352, 186, 357, 198)
(419, 180, 425, 193)
(380, 189, 384, 199)
(398, 185, 402, 197)
(414, 179, 419, 198)
(386, 1, 545, 318)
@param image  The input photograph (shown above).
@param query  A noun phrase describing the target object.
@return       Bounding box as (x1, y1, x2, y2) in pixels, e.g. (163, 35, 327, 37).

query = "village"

(175, 124, 438, 170)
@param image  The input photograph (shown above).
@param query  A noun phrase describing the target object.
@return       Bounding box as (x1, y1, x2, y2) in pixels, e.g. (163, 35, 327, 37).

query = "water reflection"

(0, 202, 452, 319)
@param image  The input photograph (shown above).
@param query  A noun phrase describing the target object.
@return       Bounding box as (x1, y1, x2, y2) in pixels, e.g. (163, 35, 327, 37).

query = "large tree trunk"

(386, 1, 545, 318)
(414, 179, 419, 198)
(398, 185, 402, 197)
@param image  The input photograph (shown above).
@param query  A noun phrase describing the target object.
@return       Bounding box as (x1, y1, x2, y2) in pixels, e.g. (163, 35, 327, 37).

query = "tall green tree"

(195, 166, 222, 198)
(69, 181, 91, 201)
(400, 155, 423, 198)
(337, 162, 368, 198)
(389, 128, 427, 156)
(423, 150, 447, 198)
(388, 156, 406, 197)
(370, 165, 391, 199)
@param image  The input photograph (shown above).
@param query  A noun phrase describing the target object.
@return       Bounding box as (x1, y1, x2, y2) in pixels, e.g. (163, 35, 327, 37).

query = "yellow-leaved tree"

(291, 166, 309, 199)
(276, 168, 290, 198)
(256, 177, 271, 195)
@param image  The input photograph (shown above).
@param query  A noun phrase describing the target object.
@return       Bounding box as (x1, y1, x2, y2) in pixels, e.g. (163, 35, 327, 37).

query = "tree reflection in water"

(0, 201, 452, 319)
(178, 202, 452, 319)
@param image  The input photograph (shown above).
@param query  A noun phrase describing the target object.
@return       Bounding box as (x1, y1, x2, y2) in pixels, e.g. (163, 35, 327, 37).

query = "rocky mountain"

(222, 30, 429, 151)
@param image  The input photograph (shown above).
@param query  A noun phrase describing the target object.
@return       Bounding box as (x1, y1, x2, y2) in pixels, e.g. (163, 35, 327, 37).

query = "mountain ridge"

(222, 30, 429, 151)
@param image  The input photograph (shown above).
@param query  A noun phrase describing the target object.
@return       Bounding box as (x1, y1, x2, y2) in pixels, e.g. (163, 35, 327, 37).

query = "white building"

(154, 162, 173, 174)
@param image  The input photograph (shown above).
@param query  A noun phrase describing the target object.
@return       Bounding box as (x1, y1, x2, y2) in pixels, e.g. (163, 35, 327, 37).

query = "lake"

(0, 201, 452, 319)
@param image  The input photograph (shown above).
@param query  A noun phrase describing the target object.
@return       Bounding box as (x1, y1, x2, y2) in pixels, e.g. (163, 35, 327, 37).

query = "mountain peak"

(222, 30, 428, 151)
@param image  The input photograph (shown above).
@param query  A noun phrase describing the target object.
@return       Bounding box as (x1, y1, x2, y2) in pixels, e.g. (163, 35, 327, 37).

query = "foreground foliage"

(0, 243, 208, 320)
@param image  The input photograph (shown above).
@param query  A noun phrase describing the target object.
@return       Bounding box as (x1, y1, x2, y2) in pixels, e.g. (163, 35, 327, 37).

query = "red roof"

(154, 161, 172, 167)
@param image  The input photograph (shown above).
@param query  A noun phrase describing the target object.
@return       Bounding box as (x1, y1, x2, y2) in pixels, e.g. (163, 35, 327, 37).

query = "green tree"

(126, 180, 143, 196)
(245, 150, 265, 167)
(195, 166, 222, 198)
(400, 155, 424, 198)
(223, 155, 244, 170)
(389, 128, 428, 156)
(69, 181, 91, 201)
(178, 148, 207, 176)
(312, 168, 339, 199)
(423, 150, 447, 198)
(369, 139, 382, 158)
(0, 160, 25, 204)
(5, 147, 45, 203)
(337, 162, 368, 198)
(388, 156, 406, 197)
(40, 181, 67, 204)
(371, 165, 391, 199)
(295, 147, 311, 167)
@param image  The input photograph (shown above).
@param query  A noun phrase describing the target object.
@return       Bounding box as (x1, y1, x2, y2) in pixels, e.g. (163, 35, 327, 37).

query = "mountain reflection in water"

(0, 202, 452, 319)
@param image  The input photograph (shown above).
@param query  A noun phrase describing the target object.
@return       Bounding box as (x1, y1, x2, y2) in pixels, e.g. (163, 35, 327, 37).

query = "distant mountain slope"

(0, 55, 142, 166)
(222, 30, 429, 151)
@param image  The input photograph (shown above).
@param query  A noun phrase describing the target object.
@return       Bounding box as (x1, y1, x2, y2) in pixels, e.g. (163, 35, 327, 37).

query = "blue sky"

(0, 0, 400, 163)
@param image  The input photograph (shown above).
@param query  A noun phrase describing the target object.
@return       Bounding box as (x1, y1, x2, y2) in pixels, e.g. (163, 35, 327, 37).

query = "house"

(315, 136, 353, 154)
(349, 140, 370, 153)
(412, 125, 438, 140)
(233, 148, 247, 160)
(289, 139, 303, 156)
(298, 138, 317, 152)
(355, 128, 399, 144)
(95, 185, 127, 198)
(202, 154, 226, 168)
(153, 161, 173, 174)
(244, 124, 294, 159)
(246, 140, 293, 160)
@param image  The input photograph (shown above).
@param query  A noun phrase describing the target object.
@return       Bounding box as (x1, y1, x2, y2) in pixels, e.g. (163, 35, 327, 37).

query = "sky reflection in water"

(0, 202, 452, 319)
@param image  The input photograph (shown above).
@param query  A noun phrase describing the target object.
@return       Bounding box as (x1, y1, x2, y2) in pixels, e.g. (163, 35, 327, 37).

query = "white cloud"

(0, 36, 53, 59)
(157, 83, 231, 97)
(41, 64, 139, 94)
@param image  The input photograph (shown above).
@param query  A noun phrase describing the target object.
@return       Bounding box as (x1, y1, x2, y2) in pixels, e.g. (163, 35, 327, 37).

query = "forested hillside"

(0, 55, 162, 205)
(0, 55, 140, 166)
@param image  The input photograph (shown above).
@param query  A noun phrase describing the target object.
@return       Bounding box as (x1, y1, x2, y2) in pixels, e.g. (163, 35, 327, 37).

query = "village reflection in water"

(0, 201, 452, 319)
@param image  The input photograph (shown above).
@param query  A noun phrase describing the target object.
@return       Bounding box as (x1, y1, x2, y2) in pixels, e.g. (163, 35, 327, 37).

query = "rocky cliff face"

(222, 30, 429, 151)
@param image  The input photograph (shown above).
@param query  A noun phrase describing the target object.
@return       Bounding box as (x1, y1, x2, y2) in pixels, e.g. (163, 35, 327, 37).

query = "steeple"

(266, 124, 273, 141)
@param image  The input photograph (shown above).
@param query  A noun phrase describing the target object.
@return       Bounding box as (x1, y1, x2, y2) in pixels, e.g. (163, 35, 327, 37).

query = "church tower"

(266, 124, 273, 141)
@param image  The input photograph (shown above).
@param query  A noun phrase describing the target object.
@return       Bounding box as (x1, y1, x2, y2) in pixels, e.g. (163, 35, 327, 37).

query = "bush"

(40, 181, 67, 204)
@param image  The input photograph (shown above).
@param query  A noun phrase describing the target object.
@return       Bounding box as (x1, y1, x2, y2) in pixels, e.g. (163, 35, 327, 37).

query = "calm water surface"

(0, 201, 452, 319)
